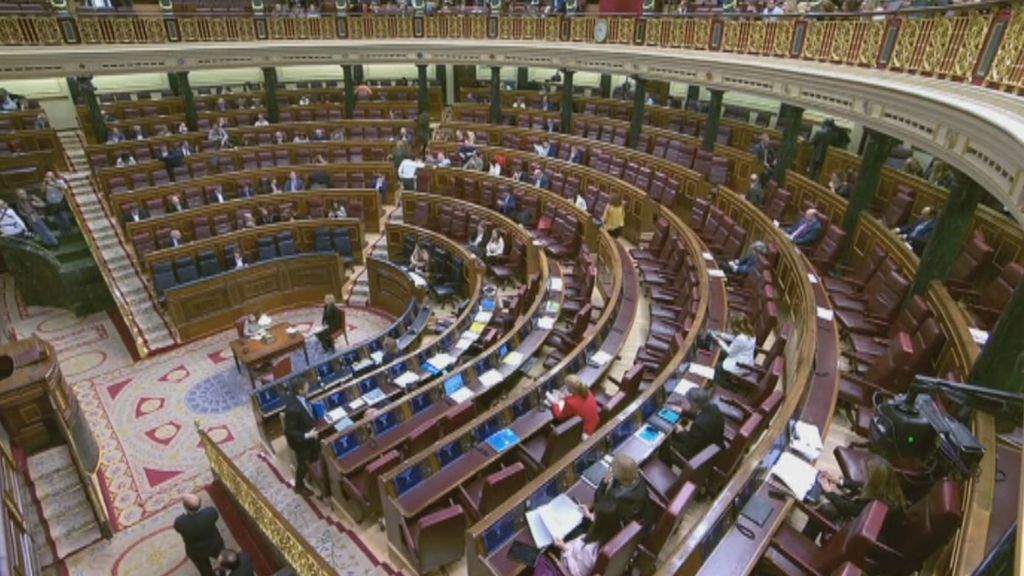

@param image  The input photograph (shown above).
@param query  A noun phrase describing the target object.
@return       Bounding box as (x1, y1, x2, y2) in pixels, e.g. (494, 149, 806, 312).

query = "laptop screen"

(444, 374, 465, 395)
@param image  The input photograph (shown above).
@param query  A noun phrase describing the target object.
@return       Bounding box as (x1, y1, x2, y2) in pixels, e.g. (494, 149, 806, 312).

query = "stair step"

(31, 469, 79, 500)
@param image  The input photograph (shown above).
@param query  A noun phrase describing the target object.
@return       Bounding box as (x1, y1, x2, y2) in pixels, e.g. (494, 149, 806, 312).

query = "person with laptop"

(532, 513, 619, 576)
(551, 375, 600, 437)
(669, 387, 724, 459)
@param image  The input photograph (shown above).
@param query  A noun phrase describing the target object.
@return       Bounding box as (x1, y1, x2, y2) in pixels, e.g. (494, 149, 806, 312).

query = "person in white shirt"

(485, 230, 505, 261)
(711, 312, 757, 380)
(329, 202, 347, 219)
(763, 0, 784, 17)
(298, 95, 311, 106)
(177, 122, 189, 134)
(398, 156, 426, 191)
(534, 140, 552, 157)
(432, 151, 451, 168)
(254, 113, 270, 127)
(488, 160, 502, 176)
(574, 193, 588, 212)
(116, 153, 136, 167)
(234, 252, 247, 270)
(0, 200, 27, 238)
(169, 229, 183, 248)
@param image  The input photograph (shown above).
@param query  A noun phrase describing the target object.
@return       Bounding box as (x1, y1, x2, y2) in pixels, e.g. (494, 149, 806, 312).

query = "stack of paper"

(549, 277, 564, 292)
(502, 351, 524, 366)
(333, 416, 354, 431)
(348, 397, 366, 410)
(448, 387, 474, 404)
(470, 322, 487, 334)
(537, 317, 556, 330)
(454, 338, 475, 353)
(670, 377, 700, 395)
(427, 353, 456, 371)
(393, 371, 421, 388)
(352, 358, 374, 372)
(969, 328, 989, 345)
(370, 351, 385, 365)
(409, 273, 427, 288)
(479, 369, 503, 388)
(770, 452, 820, 501)
(363, 389, 386, 405)
(808, 273, 819, 284)
(526, 494, 584, 548)
(816, 307, 835, 322)
(588, 350, 613, 368)
(688, 364, 716, 380)
(461, 330, 481, 342)
(474, 311, 493, 324)
(702, 251, 714, 261)
(790, 421, 824, 461)
(708, 269, 726, 279)
(326, 406, 348, 423)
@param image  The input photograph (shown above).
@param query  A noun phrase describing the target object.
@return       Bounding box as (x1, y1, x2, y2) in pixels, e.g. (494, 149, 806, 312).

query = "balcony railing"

(0, 5, 1020, 89)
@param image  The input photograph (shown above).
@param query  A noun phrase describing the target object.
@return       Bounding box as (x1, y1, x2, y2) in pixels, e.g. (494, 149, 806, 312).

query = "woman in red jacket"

(552, 375, 600, 436)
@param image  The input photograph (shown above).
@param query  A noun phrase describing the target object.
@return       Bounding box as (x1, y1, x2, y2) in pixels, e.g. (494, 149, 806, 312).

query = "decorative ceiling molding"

(1, 39, 1021, 221)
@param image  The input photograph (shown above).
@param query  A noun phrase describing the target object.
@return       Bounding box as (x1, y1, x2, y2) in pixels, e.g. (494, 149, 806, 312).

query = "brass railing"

(196, 422, 339, 576)
(0, 3, 1020, 93)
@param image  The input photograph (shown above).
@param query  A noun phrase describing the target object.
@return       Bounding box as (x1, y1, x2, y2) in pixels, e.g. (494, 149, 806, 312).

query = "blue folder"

(485, 428, 521, 453)
(657, 408, 682, 425)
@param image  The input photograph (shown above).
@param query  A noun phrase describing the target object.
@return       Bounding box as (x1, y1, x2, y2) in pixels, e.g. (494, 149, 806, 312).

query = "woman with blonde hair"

(806, 456, 906, 540)
(602, 194, 625, 238)
(581, 454, 651, 530)
(551, 374, 600, 435)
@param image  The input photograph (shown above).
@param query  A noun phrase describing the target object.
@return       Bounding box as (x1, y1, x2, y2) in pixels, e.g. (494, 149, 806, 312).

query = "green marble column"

(169, 72, 198, 132)
(435, 64, 448, 106)
(342, 65, 355, 119)
(560, 69, 574, 135)
(840, 129, 896, 246)
(627, 77, 646, 149)
(685, 85, 700, 111)
(68, 77, 106, 144)
(908, 174, 983, 298)
(261, 67, 279, 123)
(353, 65, 365, 84)
(970, 280, 1024, 393)
(701, 89, 724, 152)
(489, 66, 501, 125)
(416, 64, 429, 119)
(517, 67, 529, 89)
(773, 103, 804, 186)
(599, 74, 612, 99)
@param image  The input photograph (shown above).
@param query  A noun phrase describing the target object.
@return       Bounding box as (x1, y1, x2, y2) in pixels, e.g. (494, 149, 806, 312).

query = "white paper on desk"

(428, 353, 456, 370)
(448, 387, 474, 404)
(770, 452, 819, 501)
(816, 306, 834, 322)
(702, 252, 714, 261)
(538, 495, 584, 544)
(455, 338, 475, 353)
(474, 311, 493, 324)
(708, 269, 726, 279)
(352, 358, 374, 372)
(370, 351, 385, 365)
(537, 317, 556, 330)
(461, 330, 481, 342)
(688, 364, 716, 380)
(410, 273, 427, 288)
(394, 371, 421, 388)
(808, 273, 819, 284)
(479, 369, 503, 388)
(549, 278, 564, 292)
(502, 351, 524, 366)
(670, 377, 700, 395)
(969, 328, 989, 345)
(588, 350, 613, 367)
(326, 407, 348, 423)
(348, 397, 366, 410)
(526, 509, 555, 548)
(790, 421, 824, 461)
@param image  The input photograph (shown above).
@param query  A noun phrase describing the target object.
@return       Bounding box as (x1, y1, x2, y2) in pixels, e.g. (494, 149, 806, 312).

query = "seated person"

(574, 192, 588, 212)
(804, 455, 906, 541)
(710, 313, 757, 380)
(532, 513, 619, 576)
(583, 454, 651, 529)
(485, 230, 505, 262)
(721, 241, 767, 277)
(468, 222, 488, 257)
(315, 294, 343, 353)
(669, 388, 723, 459)
(785, 208, 824, 247)
(550, 375, 600, 436)
(410, 242, 430, 275)
(828, 171, 852, 198)
(233, 251, 247, 269)
(0, 200, 28, 239)
(329, 202, 348, 219)
(896, 206, 937, 255)
(13, 189, 58, 248)
(242, 313, 259, 337)
(381, 336, 399, 364)
(284, 171, 305, 192)
(497, 190, 518, 217)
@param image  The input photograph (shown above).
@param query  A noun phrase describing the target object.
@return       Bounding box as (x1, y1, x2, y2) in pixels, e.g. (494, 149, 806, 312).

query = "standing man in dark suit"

(215, 549, 254, 576)
(284, 380, 319, 496)
(174, 493, 225, 576)
(315, 293, 345, 352)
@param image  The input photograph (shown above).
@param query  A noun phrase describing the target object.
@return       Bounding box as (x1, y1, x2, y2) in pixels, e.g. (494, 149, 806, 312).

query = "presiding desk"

(165, 252, 346, 341)
(230, 323, 309, 384)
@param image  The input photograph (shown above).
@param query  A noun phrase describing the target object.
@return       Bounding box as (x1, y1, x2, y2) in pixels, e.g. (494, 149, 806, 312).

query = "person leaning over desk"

(550, 374, 600, 436)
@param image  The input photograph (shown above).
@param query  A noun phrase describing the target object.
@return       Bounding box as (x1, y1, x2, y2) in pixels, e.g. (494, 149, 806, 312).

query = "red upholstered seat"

(457, 462, 528, 521)
(400, 504, 466, 574)
(340, 449, 401, 522)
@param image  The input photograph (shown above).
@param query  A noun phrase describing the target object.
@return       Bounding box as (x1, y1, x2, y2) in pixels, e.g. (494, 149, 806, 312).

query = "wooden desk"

(697, 483, 794, 576)
(230, 323, 308, 384)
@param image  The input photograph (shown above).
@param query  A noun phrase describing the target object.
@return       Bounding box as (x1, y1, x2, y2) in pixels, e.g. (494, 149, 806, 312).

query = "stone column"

(68, 77, 106, 144)
(489, 66, 501, 125)
(701, 89, 724, 152)
(773, 102, 804, 186)
(685, 85, 700, 112)
(908, 175, 983, 298)
(435, 64, 448, 106)
(416, 64, 429, 119)
(969, 281, 1024, 393)
(627, 77, 647, 149)
(342, 65, 355, 119)
(599, 74, 612, 99)
(840, 129, 896, 244)
(169, 71, 198, 132)
(261, 67, 279, 123)
(560, 69, 574, 135)
(517, 67, 529, 89)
